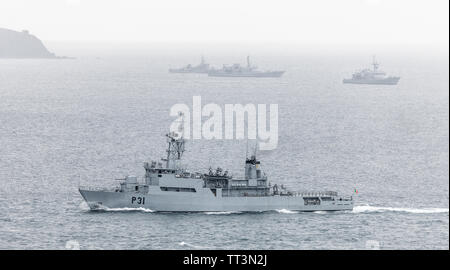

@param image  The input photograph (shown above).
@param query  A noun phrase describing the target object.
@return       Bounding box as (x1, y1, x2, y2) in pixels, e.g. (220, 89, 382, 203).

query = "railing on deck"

(291, 191, 338, 197)
(78, 185, 118, 192)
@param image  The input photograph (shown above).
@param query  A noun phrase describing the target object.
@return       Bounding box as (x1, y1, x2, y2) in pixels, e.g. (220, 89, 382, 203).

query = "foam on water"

(204, 211, 242, 215)
(276, 209, 298, 214)
(78, 201, 90, 211)
(100, 207, 155, 213)
(353, 205, 449, 214)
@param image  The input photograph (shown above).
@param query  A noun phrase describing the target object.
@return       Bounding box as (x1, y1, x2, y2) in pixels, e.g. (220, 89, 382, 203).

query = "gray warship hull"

(79, 119, 353, 213)
(208, 71, 285, 78)
(343, 77, 400, 85)
(79, 188, 353, 212)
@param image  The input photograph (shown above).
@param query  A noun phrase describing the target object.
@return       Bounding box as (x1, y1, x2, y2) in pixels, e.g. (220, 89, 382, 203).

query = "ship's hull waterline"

(343, 77, 400, 85)
(79, 189, 354, 212)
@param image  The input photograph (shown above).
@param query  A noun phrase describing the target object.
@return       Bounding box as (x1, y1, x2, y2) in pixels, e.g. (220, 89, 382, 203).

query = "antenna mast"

(372, 55, 379, 71)
(164, 112, 186, 169)
(246, 139, 249, 159)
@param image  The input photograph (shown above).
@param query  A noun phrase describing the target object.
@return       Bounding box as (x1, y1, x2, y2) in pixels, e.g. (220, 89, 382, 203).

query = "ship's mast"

(245, 142, 260, 180)
(246, 139, 249, 159)
(372, 55, 379, 71)
(163, 113, 186, 169)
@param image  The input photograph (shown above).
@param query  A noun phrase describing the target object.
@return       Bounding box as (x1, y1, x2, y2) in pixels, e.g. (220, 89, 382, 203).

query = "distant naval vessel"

(343, 56, 400, 85)
(79, 118, 353, 212)
(208, 56, 285, 78)
(169, 56, 211, 73)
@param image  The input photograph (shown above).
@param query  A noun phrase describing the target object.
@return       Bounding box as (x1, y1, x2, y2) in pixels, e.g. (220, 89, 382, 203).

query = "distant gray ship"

(169, 56, 211, 73)
(79, 117, 353, 212)
(208, 56, 285, 77)
(343, 57, 400, 85)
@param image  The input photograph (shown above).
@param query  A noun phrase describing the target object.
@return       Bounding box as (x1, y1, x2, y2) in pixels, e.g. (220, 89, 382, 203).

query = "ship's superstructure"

(343, 56, 400, 85)
(169, 56, 211, 73)
(79, 119, 352, 212)
(208, 56, 285, 77)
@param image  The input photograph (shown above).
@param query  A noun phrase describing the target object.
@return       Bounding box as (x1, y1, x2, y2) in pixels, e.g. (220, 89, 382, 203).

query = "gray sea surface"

(0, 48, 448, 249)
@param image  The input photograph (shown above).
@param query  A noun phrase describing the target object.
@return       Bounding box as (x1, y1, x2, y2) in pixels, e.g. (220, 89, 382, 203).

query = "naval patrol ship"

(79, 124, 353, 212)
(208, 56, 285, 78)
(343, 56, 400, 85)
(169, 56, 211, 73)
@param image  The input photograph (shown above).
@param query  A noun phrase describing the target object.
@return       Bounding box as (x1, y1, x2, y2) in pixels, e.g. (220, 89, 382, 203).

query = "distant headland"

(0, 28, 71, 59)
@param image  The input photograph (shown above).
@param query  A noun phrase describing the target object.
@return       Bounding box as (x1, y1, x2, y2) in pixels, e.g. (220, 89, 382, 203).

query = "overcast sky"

(1, 0, 448, 48)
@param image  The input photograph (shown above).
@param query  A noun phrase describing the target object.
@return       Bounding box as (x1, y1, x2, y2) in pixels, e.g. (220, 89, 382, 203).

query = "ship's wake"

(353, 205, 449, 214)
(90, 205, 155, 213)
(276, 209, 299, 214)
(79, 200, 155, 212)
(101, 207, 155, 213)
(204, 211, 242, 215)
(78, 201, 90, 211)
(79, 203, 448, 215)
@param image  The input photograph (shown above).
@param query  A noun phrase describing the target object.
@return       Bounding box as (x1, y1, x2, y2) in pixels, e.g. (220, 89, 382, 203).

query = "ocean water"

(0, 48, 448, 249)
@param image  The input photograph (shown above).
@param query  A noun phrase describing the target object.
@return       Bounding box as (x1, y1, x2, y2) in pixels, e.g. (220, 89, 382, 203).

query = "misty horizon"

(1, 0, 448, 50)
